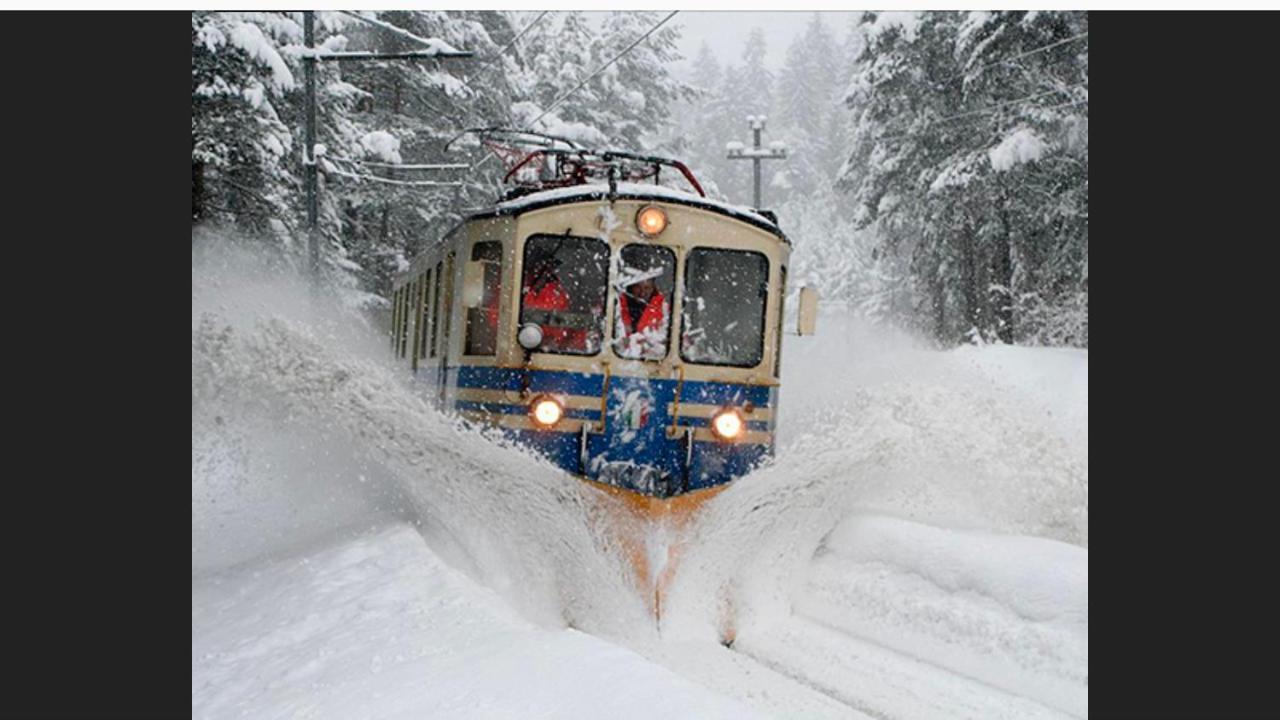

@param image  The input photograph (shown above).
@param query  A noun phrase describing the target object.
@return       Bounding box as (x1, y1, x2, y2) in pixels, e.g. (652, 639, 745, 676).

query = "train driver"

(522, 252, 588, 351)
(616, 267, 669, 359)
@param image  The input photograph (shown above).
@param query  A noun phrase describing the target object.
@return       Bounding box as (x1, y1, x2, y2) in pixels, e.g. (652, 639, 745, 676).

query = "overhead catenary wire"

(326, 154, 468, 171)
(526, 11, 678, 129)
(949, 31, 1088, 85)
(875, 82, 1088, 144)
(868, 31, 1088, 90)
(336, 10, 463, 54)
(466, 11, 553, 129)
(323, 163, 463, 187)
(469, 10, 679, 172)
(476, 10, 551, 73)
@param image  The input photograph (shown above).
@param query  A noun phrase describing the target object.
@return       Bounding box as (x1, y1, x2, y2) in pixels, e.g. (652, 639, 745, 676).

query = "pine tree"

(514, 12, 692, 151)
(192, 11, 522, 307)
(837, 11, 1087, 346)
(191, 11, 301, 239)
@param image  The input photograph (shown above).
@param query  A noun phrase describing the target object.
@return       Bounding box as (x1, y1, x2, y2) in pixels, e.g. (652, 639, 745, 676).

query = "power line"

(477, 10, 550, 73)
(326, 154, 467, 171)
(958, 31, 1088, 83)
(337, 10, 464, 54)
(323, 163, 463, 188)
(469, 10, 679, 172)
(869, 31, 1088, 90)
(467, 11, 553, 129)
(875, 82, 1087, 143)
(528, 11, 678, 129)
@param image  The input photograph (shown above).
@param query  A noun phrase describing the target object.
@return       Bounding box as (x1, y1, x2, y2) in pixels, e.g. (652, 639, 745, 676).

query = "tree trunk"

(191, 159, 205, 223)
(960, 217, 980, 335)
(991, 184, 1015, 343)
(931, 265, 946, 342)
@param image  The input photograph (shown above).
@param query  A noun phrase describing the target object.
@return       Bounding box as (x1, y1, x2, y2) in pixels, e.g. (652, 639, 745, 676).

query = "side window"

(612, 244, 675, 360)
(398, 285, 410, 358)
(419, 267, 433, 359)
(391, 287, 400, 351)
(465, 241, 503, 356)
(439, 252, 456, 358)
(774, 266, 786, 377)
(408, 278, 420, 366)
(430, 261, 443, 358)
(519, 235, 608, 356)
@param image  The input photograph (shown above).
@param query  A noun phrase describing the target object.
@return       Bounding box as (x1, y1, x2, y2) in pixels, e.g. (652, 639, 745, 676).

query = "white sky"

(668, 11, 859, 78)
(572, 11, 861, 81)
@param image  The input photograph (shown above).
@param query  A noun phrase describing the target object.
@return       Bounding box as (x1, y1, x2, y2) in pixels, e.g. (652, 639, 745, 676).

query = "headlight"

(517, 323, 544, 350)
(711, 408, 744, 440)
(530, 396, 564, 427)
(636, 206, 668, 236)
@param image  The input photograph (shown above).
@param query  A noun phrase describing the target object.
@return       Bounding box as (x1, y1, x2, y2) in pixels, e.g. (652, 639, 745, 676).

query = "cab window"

(681, 248, 769, 367)
(613, 244, 674, 361)
(519, 234, 608, 356)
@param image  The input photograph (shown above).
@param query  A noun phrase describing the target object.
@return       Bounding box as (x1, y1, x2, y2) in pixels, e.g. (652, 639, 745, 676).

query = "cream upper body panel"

(392, 187, 791, 387)
(504, 195, 789, 386)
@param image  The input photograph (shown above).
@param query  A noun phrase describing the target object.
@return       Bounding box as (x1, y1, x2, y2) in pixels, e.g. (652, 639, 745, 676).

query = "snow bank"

(193, 525, 767, 719)
(796, 515, 1088, 717)
(193, 239, 1087, 719)
(951, 343, 1088, 455)
(659, 314, 1086, 646)
(825, 515, 1087, 627)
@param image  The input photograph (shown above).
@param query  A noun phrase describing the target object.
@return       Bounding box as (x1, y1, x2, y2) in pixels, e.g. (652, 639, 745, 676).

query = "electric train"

(389, 129, 817, 613)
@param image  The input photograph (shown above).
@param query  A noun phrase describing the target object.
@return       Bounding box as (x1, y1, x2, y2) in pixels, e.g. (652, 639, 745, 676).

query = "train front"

(494, 189, 787, 503)
(462, 185, 792, 620)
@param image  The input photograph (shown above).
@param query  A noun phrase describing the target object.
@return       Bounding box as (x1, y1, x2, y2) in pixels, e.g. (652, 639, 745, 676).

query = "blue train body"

(437, 365, 776, 497)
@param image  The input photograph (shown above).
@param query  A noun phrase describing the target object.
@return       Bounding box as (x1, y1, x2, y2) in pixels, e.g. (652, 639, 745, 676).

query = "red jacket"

(618, 291, 667, 335)
(617, 291, 668, 358)
(523, 279, 587, 350)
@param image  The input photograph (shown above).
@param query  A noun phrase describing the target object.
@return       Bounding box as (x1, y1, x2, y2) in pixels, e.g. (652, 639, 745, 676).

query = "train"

(389, 129, 816, 617)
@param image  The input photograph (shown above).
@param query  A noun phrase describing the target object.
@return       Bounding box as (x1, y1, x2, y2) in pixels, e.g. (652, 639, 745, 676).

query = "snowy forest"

(191, 10, 1088, 348)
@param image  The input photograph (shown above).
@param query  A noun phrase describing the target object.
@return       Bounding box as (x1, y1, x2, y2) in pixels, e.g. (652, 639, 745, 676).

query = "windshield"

(613, 244, 675, 361)
(681, 248, 769, 367)
(520, 234, 608, 355)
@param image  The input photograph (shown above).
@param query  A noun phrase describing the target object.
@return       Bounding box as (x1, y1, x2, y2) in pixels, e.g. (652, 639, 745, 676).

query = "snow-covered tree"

(838, 11, 1088, 346)
(191, 11, 300, 239)
(513, 11, 692, 151)
(192, 11, 522, 308)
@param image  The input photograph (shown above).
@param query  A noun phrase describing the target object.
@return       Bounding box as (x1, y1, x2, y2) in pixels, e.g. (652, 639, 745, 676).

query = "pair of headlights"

(528, 394, 745, 441)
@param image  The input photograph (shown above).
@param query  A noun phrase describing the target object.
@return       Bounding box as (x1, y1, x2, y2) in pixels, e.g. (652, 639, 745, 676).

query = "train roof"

(465, 182, 789, 245)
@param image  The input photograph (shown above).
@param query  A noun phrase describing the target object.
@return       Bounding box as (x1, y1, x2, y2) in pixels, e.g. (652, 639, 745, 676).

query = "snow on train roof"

(487, 182, 784, 236)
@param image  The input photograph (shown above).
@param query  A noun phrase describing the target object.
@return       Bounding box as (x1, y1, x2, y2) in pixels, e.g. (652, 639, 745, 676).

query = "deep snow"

(193, 525, 769, 719)
(192, 237, 1087, 719)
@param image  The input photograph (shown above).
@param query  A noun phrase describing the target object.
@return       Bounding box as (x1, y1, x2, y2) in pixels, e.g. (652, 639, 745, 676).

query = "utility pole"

(725, 115, 787, 209)
(300, 10, 473, 282)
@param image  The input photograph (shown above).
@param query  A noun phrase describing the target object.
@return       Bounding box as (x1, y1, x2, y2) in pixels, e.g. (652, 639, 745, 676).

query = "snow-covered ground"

(193, 524, 769, 719)
(192, 240, 1087, 719)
